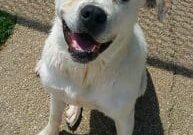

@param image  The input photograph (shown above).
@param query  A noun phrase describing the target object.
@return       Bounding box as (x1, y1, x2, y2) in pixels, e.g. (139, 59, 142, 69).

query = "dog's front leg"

(37, 94, 64, 135)
(66, 105, 82, 128)
(115, 108, 135, 135)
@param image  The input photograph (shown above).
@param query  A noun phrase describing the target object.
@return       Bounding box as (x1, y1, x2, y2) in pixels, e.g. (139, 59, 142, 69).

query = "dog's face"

(55, 0, 166, 64)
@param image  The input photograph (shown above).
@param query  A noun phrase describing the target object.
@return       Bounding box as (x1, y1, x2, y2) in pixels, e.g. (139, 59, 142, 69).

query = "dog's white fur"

(36, 0, 166, 135)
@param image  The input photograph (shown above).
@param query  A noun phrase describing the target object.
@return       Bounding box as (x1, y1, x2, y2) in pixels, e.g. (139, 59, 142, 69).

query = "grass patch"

(0, 11, 16, 46)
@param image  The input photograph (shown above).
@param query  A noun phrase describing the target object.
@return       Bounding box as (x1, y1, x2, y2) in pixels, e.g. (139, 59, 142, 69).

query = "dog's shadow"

(60, 70, 164, 135)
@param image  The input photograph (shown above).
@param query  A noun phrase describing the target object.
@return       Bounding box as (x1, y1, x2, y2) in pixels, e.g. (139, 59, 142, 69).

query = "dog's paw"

(66, 105, 82, 130)
(35, 60, 42, 77)
(37, 126, 58, 135)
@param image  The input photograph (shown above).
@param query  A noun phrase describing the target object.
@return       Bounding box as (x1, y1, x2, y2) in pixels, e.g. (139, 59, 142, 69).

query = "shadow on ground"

(59, 70, 164, 135)
(133, 70, 164, 135)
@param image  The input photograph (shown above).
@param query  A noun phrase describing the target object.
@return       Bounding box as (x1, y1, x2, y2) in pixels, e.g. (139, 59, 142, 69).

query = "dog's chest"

(39, 61, 134, 109)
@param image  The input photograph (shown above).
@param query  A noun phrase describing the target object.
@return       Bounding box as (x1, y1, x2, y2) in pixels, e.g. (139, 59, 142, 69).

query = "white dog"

(36, 0, 167, 135)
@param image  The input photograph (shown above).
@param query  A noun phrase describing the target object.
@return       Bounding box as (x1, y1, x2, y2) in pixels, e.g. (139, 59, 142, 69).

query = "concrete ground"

(0, 0, 193, 135)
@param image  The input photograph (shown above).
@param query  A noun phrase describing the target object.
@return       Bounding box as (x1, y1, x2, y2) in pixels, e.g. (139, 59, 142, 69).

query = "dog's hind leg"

(138, 69, 147, 97)
(37, 94, 65, 135)
(115, 108, 135, 135)
(66, 105, 83, 131)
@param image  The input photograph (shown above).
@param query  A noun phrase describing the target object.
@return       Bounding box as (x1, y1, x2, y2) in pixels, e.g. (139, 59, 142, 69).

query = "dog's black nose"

(80, 5, 107, 34)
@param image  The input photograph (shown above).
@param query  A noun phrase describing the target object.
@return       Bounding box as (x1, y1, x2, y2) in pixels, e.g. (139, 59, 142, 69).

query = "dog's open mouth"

(62, 20, 112, 64)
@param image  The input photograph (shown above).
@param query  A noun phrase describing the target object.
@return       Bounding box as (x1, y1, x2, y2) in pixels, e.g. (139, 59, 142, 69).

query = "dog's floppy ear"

(146, 0, 169, 21)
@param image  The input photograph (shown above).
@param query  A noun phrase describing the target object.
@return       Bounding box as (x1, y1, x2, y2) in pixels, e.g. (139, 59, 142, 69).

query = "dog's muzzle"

(79, 5, 107, 36)
(62, 6, 112, 64)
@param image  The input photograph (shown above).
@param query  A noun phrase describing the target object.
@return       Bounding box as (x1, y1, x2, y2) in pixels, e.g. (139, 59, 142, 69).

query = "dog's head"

(55, 0, 167, 64)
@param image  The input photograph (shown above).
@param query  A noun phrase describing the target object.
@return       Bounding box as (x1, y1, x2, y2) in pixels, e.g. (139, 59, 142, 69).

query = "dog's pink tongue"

(70, 33, 99, 51)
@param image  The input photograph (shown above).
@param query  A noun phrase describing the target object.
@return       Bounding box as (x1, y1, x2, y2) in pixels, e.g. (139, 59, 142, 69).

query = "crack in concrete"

(166, 0, 178, 134)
